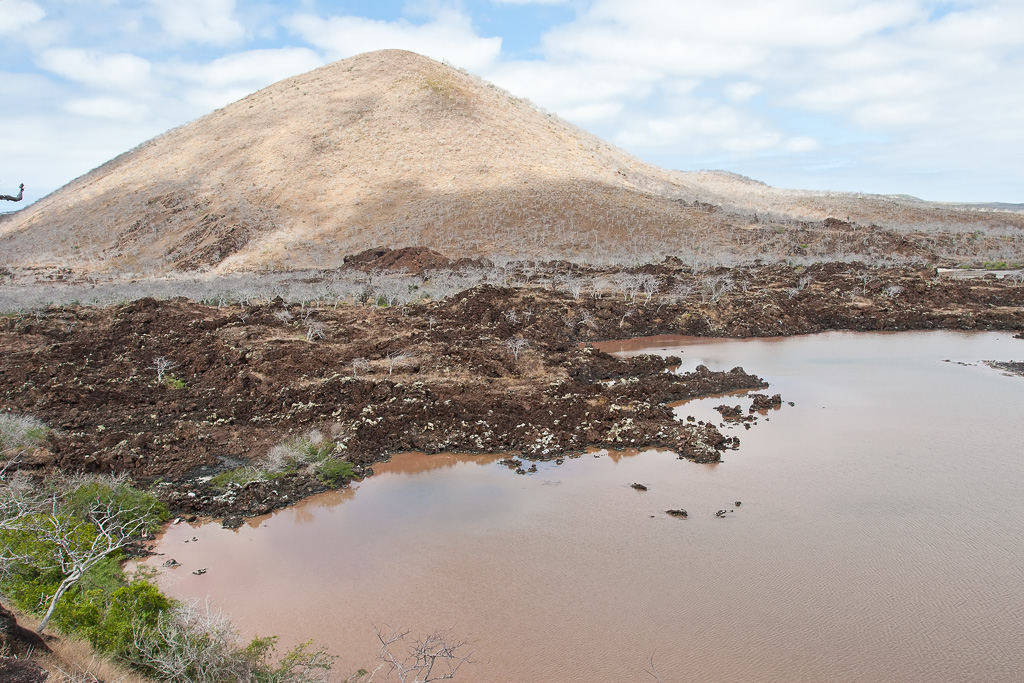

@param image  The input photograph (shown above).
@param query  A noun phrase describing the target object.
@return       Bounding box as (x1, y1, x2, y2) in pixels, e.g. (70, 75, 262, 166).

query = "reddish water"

(141, 331, 1024, 682)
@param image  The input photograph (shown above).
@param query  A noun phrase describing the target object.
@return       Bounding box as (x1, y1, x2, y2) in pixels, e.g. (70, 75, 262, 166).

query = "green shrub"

(209, 467, 266, 489)
(244, 636, 334, 683)
(1, 559, 64, 613)
(316, 459, 355, 488)
(63, 480, 170, 533)
(162, 375, 188, 390)
(94, 581, 172, 656)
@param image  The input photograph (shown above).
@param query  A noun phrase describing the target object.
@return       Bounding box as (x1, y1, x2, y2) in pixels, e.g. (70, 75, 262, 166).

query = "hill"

(2, 49, 1022, 275)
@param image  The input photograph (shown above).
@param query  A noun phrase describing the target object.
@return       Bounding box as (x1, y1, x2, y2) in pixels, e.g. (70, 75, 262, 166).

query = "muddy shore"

(2, 259, 1022, 519)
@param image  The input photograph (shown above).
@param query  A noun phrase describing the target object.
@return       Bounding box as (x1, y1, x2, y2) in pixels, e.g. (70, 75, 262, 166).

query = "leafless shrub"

(798, 274, 813, 290)
(387, 350, 415, 375)
(305, 320, 326, 342)
(883, 284, 905, 298)
(352, 358, 371, 377)
(503, 337, 529, 360)
(129, 601, 238, 683)
(258, 445, 295, 473)
(643, 652, 666, 683)
(1006, 271, 1024, 285)
(787, 287, 801, 300)
(127, 599, 332, 683)
(669, 282, 693, 302)
(701, 274, 734, 304)
(259, 429, 332, 473)
(503, 310, 520, 326)
(0, 413, 49, 459)
(640, 274, 660, 304)
(52, 667, 105, 683)
(150, 356, 178, 383)
(614, 273, 642, 302)
(274, 309, 294, 324)
(372, 626, 471, 683)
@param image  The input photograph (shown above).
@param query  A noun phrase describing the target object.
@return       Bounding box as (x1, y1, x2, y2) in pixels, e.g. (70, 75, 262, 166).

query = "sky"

(2, 0, 1023, 206)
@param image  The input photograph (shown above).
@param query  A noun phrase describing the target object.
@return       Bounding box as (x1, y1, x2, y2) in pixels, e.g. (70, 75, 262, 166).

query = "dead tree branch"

(1, 183, 24, 202)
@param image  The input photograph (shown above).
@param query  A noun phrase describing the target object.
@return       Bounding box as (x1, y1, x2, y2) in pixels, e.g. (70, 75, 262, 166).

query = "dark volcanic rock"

(0, 602, 50, 656)
(4, 260, 1020, 519)
(749, 393, 783, 412)
(715, 404, 743, 419)
(0, 659, 49, 683)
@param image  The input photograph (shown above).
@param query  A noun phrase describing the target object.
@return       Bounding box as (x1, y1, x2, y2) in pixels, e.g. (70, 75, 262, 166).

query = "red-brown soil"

(2, 259, 1022, 518)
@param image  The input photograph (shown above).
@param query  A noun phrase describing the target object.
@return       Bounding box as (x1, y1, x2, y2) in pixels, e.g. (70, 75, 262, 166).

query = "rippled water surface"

(142, 331, 1024, 682)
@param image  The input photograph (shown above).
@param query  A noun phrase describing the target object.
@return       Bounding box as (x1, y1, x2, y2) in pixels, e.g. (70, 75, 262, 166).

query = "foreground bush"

(127, 601, 333, 683)
(2, 468, 337, 683)
(1, 472, 169, 632)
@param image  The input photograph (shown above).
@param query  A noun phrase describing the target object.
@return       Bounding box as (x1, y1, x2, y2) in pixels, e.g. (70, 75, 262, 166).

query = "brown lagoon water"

(141, 331, 1024, 682)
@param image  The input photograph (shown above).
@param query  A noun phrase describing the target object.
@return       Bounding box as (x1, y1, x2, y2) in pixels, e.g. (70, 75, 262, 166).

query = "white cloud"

(175, 47, 324, 90)
(784, 137, 819, 153)
(486, 59, 656, 111)
(285, 9, 502, 73)
(484, 0, 1024, 197)
(147, 0, 245, 46)
(65, 97, 150, 121)
(543, 0, 924, 69)
(616, 99, 783, 155)
(558, 102, 623, 125)
(0, 0, 45, 35)
(170, 47, 325, 109)
(37, 49, 153, 92)
(724, 82, 762, 102)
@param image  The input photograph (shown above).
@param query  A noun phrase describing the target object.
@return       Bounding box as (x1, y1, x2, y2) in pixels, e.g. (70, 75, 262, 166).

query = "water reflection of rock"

(287, 488, 358, 526)
(374, 452, 504, 476)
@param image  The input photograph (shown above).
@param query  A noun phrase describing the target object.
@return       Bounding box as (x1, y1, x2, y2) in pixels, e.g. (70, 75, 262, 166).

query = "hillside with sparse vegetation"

(2, 50, 1022, 279)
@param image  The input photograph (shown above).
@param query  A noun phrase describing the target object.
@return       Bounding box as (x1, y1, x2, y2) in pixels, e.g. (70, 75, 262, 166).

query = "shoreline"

(2, 260, 1022, 521)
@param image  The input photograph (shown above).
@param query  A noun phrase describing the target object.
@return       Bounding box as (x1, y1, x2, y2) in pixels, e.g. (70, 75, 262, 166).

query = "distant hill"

(958, 202, 1024, 212)
(2, 49, 1022, 275)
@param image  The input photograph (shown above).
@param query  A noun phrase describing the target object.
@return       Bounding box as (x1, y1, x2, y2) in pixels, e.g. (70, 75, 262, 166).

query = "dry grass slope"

(2, 49, 1022, 275)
